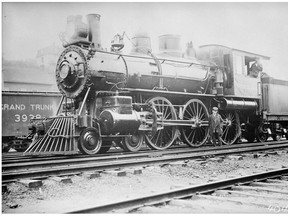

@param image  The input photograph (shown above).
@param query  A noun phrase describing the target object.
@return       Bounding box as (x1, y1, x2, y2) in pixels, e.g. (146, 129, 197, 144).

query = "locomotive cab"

(198, 45, 278, 143)
(198, 44, 270, 99)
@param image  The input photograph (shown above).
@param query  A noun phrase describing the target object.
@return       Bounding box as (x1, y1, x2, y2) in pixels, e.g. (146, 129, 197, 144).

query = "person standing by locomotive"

(208, 107, 224, 146)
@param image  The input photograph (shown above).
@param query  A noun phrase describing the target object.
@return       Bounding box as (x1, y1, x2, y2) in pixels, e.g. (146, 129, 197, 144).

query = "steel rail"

(68, 168, 288, 213)
(2, 142, 288, 182)
(2, 139, 287, 164)
(2, 140, 287, 170)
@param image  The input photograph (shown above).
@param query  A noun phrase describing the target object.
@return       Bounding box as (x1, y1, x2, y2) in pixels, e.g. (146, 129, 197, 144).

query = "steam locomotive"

(25, 13, 288, 155)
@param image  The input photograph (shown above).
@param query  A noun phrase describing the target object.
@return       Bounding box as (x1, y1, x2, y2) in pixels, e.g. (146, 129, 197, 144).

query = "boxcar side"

(2, 91, 61, 151)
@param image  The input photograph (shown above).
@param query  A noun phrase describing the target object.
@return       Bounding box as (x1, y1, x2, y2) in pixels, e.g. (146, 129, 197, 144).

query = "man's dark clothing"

(249, 62, 263, 78)
(208, 113, 224, 145)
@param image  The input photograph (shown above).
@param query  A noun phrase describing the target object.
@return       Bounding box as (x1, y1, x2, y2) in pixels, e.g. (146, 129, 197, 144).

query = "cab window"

(244, 56, 255, 76)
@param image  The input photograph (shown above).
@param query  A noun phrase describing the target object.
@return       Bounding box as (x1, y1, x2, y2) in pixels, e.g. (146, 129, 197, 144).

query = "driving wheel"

(145, 97, 177, 150)
(220, 111, 240, 145)
(181, 99, 209, 147)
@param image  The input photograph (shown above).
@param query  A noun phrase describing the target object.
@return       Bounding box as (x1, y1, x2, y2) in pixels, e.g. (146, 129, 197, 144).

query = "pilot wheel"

(78, 127, 102, 155)
(122, 133, 144, 152)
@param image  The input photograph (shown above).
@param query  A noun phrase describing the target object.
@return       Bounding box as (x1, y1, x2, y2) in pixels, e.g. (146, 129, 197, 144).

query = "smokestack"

(86, 14, 102, 49)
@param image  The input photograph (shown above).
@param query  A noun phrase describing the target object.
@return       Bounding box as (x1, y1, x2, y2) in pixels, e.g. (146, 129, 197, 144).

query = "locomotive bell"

(111, 33, 124, 52)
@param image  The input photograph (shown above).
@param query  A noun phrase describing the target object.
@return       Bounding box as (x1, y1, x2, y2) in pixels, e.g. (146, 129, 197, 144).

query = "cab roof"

(199, 44, 270, 60)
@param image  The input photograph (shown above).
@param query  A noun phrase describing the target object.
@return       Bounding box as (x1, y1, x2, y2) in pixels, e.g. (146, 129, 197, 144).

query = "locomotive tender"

(25, 13, 288, 155)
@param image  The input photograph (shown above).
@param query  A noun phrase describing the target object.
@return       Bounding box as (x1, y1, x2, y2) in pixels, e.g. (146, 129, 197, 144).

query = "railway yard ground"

(2, 142, 288, 213)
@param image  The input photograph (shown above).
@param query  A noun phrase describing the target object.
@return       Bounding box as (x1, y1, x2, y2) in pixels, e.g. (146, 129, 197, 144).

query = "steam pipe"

(78, 87, 91, 115)
(219, 98, 258, 110)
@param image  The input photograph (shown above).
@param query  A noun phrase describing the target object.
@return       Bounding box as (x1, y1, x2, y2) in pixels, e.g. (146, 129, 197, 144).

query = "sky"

(2, 2, 288, 80)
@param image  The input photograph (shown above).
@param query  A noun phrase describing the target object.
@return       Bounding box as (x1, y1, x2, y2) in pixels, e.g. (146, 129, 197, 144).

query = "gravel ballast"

(2, 149, 288, 213)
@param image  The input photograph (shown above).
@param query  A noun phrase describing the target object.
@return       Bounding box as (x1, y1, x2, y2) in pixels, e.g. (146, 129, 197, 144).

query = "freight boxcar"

(2, 91, 61, 152)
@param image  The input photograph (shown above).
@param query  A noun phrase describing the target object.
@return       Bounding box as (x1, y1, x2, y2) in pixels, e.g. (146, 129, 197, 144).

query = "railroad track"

(2, 140, 288, 182)
(69, 168, 288, 213)
(2, 139, 285, 163)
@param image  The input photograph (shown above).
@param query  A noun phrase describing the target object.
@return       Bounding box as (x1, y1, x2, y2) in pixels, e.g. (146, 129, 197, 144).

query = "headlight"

(60, 64, 70, 79)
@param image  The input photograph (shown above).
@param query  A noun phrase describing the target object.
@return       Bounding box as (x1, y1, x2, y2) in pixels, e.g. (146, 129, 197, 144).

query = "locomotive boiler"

(25, 13, 288, 156)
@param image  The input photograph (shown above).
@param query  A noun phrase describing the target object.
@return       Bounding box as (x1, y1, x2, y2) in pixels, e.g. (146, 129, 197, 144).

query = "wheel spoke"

(199, 106, 203, 118)
(196, 102, 199, 117)
(185, 108, 194, 119)
(183, 116, 190, 120)
(155, 130, 161, 145)
(192, 102, 196, 116)
(187, 129, 194, 140)
(223, 129, 229, 141)
(188, 105, 193, 117)
(191, 131, 196, 143)
(199, 112, 205, 120)
(163, 106, 168, 119)
(223, 126, 229, 134)
(165, 110, 171, 120)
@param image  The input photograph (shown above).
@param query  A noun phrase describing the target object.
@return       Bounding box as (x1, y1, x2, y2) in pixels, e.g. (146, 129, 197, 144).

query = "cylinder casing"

(99, 109, 141, 134)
